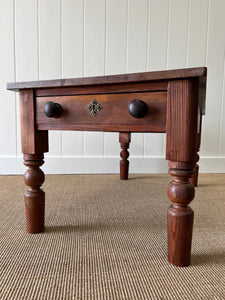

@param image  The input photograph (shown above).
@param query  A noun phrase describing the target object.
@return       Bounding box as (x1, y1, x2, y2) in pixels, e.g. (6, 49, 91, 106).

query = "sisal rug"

(0, 174, 225, 299)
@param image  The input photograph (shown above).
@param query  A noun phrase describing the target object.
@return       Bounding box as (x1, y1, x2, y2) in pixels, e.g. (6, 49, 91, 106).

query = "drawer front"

(36, 92, 167, 132)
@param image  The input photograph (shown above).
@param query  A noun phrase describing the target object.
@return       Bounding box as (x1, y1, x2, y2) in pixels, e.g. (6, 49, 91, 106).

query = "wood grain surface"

(7, 67, 206, 91)
(36, 92, 167, 132)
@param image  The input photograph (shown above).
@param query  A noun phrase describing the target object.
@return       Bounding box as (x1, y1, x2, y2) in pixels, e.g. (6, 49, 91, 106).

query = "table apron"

(35, 92, 167, 133)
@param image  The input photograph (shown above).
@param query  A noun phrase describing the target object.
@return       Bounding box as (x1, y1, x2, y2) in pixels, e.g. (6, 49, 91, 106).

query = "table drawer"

(36, 92, 167, 132)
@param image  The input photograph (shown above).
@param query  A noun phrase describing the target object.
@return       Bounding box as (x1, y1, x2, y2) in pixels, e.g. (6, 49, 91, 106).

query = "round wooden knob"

(128, 99, 148, 118)
(44, 101, 63, 118)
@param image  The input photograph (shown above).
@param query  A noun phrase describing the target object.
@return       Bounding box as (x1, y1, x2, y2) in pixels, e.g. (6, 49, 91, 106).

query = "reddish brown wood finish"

(191, 133, 201, 187)
(24, 154, 45, 233)
(7, 68, 207, 267)
(166, 79, 198, 162)
(36, 81, 168, 97)
(19, 90, 48, 233)
(19, 90, 48, 154)
(166, 79, 199, 267)
(119, 132, 131, 180)
(167, 162, 195, 267)
(7, 67, 206, 91)
(36, 92, 167, 133)
(191, 163, 199, 187)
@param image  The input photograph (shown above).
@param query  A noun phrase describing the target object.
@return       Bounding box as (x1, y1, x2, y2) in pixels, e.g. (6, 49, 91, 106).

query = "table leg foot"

(119, 132, 131, 180)
(167, 161, 195, 267)
(23, 154, 45, 234)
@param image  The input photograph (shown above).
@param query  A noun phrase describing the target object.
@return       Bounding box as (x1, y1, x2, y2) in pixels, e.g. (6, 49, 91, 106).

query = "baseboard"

(0, 156, 224, 175)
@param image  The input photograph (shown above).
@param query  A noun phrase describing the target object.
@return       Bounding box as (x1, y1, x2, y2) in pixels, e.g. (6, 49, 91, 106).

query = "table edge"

(7, 67, 207, 92)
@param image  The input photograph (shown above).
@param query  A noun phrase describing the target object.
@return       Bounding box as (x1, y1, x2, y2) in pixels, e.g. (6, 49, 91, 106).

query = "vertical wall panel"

(126, 0, 148, 73)
(104, 133, 120, 157)
(15, 0, 39, 156)
(104, 0, 127, 157)
(187, 0, 208, 67)
(201, 0, 225, 156)
(83, 0, 105, 156)
(39, 0, 61, 79)
(127, 0, 149, 157)
(84, 0, 106, 76)
(0, 0, 16, 156)
(61, 0, 84, 78)
(147, 0, 169, 71)
(15, 0, 38, 81)
(145, 0, 169, 157)
(105, 0, 127, 75)
(167, 0, 189, 68)
(61, 0, 84, 156)
(39, 0, 62, 156)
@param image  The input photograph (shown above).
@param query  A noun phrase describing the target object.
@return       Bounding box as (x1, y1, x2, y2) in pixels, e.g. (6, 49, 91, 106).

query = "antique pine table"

(7, 67, 207, 267)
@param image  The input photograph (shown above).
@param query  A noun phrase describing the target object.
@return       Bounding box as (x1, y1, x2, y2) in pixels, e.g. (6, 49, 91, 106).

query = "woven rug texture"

(0, 174, 225, 300)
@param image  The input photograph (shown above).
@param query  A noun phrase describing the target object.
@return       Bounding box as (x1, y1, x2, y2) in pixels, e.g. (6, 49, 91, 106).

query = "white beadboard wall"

(0, 0, 225, 174)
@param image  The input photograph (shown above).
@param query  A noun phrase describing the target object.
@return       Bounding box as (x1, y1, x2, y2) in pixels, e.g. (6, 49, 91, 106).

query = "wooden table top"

(7, 67, 206, 92)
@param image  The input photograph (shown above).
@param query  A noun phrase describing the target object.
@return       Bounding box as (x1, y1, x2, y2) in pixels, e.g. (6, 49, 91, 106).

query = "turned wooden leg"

(191, 155, 199, 187)
(167, 161, 195, 267)
(119, 132, 131, 180)
(191, 133, 201, 187)
(166, 79, 199, 266)
(23, 153, 45, 234)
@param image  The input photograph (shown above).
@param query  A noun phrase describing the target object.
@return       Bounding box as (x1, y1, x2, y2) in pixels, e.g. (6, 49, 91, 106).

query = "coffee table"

(7, 67, 207, 267)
